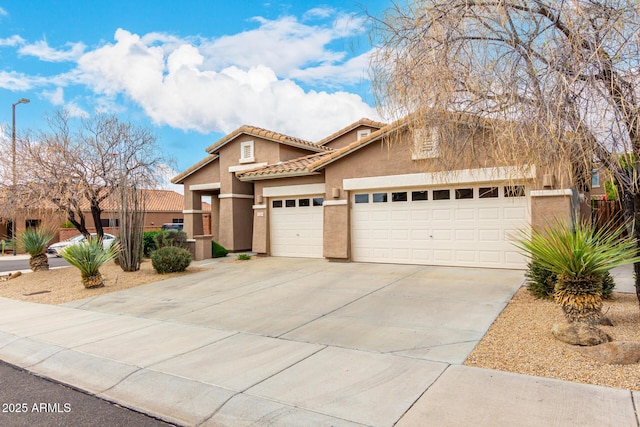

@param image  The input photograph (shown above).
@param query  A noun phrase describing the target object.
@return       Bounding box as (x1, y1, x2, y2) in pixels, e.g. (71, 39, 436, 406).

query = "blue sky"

(0, 0, 390, 187)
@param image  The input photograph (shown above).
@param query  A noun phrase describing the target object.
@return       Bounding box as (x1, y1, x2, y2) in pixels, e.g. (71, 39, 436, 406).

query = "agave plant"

(17, 227, 55, 272)
(516, 220, 640, 324)
(60, 237, 120, 288)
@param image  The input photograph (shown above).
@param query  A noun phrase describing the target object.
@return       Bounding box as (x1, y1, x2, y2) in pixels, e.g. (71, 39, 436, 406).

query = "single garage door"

(270, 195, 324, 258)
(351, 184, 530, 269)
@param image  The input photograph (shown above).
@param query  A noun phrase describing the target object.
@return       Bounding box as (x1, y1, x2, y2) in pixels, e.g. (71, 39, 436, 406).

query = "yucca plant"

(17, 227, 55, 272)
(60, 237, 120, 288)
(516, 220, 640, 324)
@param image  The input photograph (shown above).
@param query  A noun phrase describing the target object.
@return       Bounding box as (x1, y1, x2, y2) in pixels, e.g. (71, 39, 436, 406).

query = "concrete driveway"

(1, 257, 637, 426)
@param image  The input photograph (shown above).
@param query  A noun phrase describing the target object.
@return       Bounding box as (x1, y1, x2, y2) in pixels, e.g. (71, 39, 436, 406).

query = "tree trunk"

(29, 253, 49, 272)
(82, 273, 104, 289)
(555, 274, 603, 324)
(621, 191, 640, 308)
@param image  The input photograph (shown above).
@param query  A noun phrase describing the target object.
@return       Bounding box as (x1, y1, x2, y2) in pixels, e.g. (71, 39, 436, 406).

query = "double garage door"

(351, 184, 530, 269)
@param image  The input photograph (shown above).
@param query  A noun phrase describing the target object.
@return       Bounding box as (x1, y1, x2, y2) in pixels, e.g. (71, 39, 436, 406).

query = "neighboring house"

(0, 190, 209, 244)
(174, 116, 579, 269)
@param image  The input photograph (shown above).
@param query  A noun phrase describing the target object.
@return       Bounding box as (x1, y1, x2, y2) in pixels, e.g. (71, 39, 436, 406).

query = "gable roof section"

(171, 154, 219, 184)
(238, 119, 407, 181)
(316, 118, 387, 146)
(206, 125, 332, 154)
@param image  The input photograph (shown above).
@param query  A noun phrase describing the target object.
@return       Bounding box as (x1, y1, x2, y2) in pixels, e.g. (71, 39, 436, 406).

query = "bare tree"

(13, 111, 164, 242)
(370, 0, 640, 304)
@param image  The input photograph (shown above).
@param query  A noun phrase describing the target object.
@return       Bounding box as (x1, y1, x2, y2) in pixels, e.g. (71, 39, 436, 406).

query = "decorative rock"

(551, 323, 612, 346)
(573, 342, 640, 365)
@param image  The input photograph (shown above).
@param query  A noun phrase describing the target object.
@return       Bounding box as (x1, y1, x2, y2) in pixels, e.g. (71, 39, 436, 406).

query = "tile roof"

(205, 125, 331, 154)
(171, 154, 218, 184)
(316, 118, 387, 146)
(85, 189, 211, 212)
(237, 152, 334, 180)
(238, 119, 406, 181)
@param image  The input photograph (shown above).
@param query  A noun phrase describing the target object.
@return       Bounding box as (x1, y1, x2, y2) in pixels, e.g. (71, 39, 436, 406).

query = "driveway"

(62, 257, 524, 365)
(1, 258, 635, 426)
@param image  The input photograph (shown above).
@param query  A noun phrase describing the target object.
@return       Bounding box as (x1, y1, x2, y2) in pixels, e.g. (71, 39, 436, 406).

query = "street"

(0, 256, 69, 274)
(0, 360, 175, 427)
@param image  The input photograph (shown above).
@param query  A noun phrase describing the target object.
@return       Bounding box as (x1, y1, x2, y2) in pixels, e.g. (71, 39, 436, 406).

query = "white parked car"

(47, 233, 116, 257)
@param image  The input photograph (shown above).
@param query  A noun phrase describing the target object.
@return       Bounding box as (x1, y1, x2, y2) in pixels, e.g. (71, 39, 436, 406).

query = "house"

(173, 116, 578, 268)
(0, 189, 210, 244)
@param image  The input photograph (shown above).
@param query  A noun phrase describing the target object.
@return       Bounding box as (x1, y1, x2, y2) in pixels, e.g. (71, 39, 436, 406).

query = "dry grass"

(0, 261, 208, 305)
(465, 287, 640, 391)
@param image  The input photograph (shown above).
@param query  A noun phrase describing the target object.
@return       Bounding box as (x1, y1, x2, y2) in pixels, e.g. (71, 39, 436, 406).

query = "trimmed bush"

(212, 240, 228, 258)
(601, 270, 616, 299)
(143, 231, 160, 257)
(525, 259, 557, 299)
(237, 253, 251, 261)
(151, 246, 192, 274)
(155, 230, 188, 250)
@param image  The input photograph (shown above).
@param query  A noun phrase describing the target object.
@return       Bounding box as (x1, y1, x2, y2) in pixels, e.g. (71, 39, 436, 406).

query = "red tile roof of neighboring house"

(316, 118, 387, 146)
(205, 125, 332, 154)
(85, 189, 211, 212)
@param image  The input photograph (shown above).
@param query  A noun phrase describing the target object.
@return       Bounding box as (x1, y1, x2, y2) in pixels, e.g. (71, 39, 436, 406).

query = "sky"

(0, 0, 391, 189)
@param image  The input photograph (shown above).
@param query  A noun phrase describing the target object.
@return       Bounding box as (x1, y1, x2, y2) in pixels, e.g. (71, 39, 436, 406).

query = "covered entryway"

(269, 195, 324, 258)
(351, 184, 530, 269)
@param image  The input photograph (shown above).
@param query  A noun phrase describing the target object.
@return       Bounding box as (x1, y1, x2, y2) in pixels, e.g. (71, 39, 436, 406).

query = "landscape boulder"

(573, 342, 640, 365)
(551, 323, 611, 346)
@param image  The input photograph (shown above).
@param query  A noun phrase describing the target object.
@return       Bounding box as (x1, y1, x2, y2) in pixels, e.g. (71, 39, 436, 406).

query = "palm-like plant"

(516, 220, 640, 324)
(60, 237, 120, 288)
(17, 227, 55, 271)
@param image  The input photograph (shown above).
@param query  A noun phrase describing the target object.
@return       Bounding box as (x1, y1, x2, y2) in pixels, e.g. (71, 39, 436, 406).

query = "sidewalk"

(0, 259, 638, 426)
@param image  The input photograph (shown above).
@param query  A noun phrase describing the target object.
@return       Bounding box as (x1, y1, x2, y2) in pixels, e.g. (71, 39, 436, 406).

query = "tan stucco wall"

(323, 204, 349, 259)
(531, 195, 573, 230)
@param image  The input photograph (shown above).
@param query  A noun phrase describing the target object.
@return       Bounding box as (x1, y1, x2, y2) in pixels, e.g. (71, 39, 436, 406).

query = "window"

(433, 189, 450, 200)
(100, 218, 120, 228)
(479, 187, 499, 198)
(285, 199, 296, 207)
(172, 218, 184, 224)
(313, 197, 324, 206)
(505, 185, 526, 197)
(25, 219, 41, 229)
(239, 140, 255, 164)
(299, 198, 310, 207)
(272, 200, 283, 208)
(373, 193, 388, 203)
(412, 128, 439, 160)
(455, 188, 474, 199)
(357, 129, 371, 140)
(412, 191, 428, 201)
(592, 169, 600, 188)
(355, 194, 369, 203)
(392, 192, 408, 202)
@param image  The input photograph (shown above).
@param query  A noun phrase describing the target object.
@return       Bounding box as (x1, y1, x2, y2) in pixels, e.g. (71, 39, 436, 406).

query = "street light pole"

(11, 98, 30, 256)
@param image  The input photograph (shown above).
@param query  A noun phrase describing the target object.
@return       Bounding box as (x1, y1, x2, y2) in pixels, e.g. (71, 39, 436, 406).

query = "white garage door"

(270, 195, 324, 258)
(352, 185, 530, 269)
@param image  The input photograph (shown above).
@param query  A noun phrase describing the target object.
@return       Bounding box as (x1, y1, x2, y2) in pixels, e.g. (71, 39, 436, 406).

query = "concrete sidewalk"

(0, 258, 638, 426)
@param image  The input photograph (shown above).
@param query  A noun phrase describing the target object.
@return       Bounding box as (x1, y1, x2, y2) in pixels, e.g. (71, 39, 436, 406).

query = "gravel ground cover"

(0, 261, 207, 305)
(465, 287, 640, 391)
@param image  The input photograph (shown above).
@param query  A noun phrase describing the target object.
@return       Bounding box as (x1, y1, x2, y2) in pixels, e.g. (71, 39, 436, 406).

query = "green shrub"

(154, 230, 188, 250)
(212, 240, 228, 258)
(151, 246, 192, 274)
(61, 237, 120, 288)
(525, 259, 557, 299)
(18, 227, 55, 272)
(601, 270, 616, 299)
(60, 221, 75, 228)
(143, 231, 160, 257)
(237, 253, 251, 261)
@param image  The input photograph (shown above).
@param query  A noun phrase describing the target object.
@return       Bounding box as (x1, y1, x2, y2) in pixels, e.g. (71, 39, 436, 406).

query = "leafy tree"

(370, 0, 640, 306)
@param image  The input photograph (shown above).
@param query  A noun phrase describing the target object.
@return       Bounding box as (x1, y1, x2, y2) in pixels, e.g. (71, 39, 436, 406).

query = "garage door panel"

(352, 185, 530, 269)
(270, 195, 323, 258)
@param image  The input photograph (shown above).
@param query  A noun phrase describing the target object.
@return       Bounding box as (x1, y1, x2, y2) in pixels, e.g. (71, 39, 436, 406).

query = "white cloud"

(0, 7, 7, 17)
(303, 7, 335, 20)
(19, 40, 86, 62)
(156, 164, 184, 194)
(289, 50, 373, 86)
(75, 29, 379, 140)
(41, 87, 65, 105)
(0, 35, 24, 47)
(0, 71, 38, 90)
(64, 102, 89, 118)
